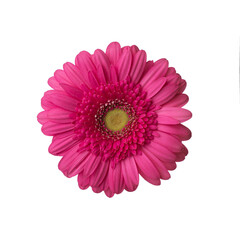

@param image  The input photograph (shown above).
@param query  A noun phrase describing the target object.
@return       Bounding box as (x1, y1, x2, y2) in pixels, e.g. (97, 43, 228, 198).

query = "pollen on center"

(104, 108, 129, 132)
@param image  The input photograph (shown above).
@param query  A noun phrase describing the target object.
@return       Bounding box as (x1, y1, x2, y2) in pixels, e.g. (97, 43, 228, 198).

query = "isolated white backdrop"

(0, 1, 239, 239)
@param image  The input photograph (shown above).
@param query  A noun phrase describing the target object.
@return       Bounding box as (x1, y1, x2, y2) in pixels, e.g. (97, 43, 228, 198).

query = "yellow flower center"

(104, 109, 129, 132)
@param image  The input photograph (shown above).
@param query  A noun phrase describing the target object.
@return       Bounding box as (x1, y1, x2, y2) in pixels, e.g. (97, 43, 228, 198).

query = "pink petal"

(145, 77, 167, 99)
(134, 153, 160, 184)
(179, 80, 186, 93)
(63, 62, 87, 89)
(88, 71, 99, 88)
(163, 162, 177, 171)
(156, 107, 192, 123)
(83, 155, 101, 177)
(130, 50, 147, 84)
(48, 135, 79, 156)
(157, 115, 180, 125)
(153, 83, 179, 106)
(152, 132, 183, 153)
(110, 65, 118, 83)
(116, 47, 132, 81)
(45, 108, 74, 124)
(166, 67, 176, 76)
(48, 77, 62, 90)
(157, 124, 192, 141)
(58, 145, 90, 177)
(37, 111, 48, 124)
(75, 51, 96, 84)
(108, 163, 124, 194)
(44, 90, 78, 112)
(140, 59, 169, 86)
(121, 156, 139, 192)
(142, 60, 154, 77)
(60, 83, 83, 100)
(54, 69, 72, 85)
(163, 94, 189, 107)
(90, 160, 109, 187)
(144, 142, 176, 162)
(92, 49, 111, 83)
(106, 42, 121, 65)
(130, 45, 139, 56)
(142, 149, 170, 180)
(42, 122, 74, 136)
(78, 172, 90, 190)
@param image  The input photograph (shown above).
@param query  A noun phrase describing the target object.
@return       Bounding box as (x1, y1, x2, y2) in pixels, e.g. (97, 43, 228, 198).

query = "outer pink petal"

(108, 163, 124, 194)
(152, 83, 179, 106)
(156, 107, 192, 123)
(58, 145, 90, 177)
(92, 49, 111, 83)
(134, 153, 160, 185)
(89, 160, 109, 187)
(163, 94, 189, 107)
(116, 47, 132, 81)
(48, 77, 63, 90)
(48, 135, 79, 156)
(43, 90, 78, 112)
(157, 124, 192, 141)
(54, 69, 72, 85)
(144, 142, 176, 162)
(60, 83, 83, 100)
(140, 59, 169, 86)
(42, 122, 74, 136)
(106, 42, 121, 65)
(145, 77, 167, 99)
(142, 149, 170, 180)
(157, 115, 180, 125)
(152, 132, 183, 153)
(75, 51, 96, 85)
(130, 45, 139, 56)
(78, 172, 90, 190)
(121, 156, 139, 192)
(130, 50, 147, 84)
(83, 155, 101, 177)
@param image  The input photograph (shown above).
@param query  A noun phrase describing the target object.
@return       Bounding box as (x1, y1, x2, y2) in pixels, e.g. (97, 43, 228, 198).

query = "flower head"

(38, 42, 192, 197)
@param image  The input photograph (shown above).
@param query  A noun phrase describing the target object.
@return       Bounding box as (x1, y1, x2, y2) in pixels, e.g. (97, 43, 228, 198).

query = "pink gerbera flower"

(37, 42, 192, 197)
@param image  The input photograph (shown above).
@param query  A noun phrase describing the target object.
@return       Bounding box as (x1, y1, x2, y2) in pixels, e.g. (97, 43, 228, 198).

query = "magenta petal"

(83, 155, 101, 177)
(90, 160, 109, 187)
(153, 83, 179, 105)
(49, 135, 79, 156)
(78, 172, 90, 190)
(144, 141, 176, 163)
(58, 145, 90, 177)
(48, 77, 62, 90)
(106, 42, 121, 65)
(142, 149, 170, 180)
(158, 124, 192, 141)
(121, 156, 139, 192)
(163, 94, 189, 107)
(42, 122, 74, 136)
(75, 51, 96, 84)
(152, 132, 183, 153)
(108, 163, 124, 194)
(140, 59, 169, 86)
(116, 47, 132, 81)
(157, 107, 192, 123)
(92, 49, 111, 83)
(134, 153, 160, 183)
(145, 77, 167, 99)
(130, 50, 147, 84)
(54, 69, 72, 85)
(44, 90, 78, 112)
(60, 83, 83, 100)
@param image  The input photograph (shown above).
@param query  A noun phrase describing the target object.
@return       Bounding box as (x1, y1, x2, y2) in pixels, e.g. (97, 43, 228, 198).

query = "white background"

(0, 0, 239, 239)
